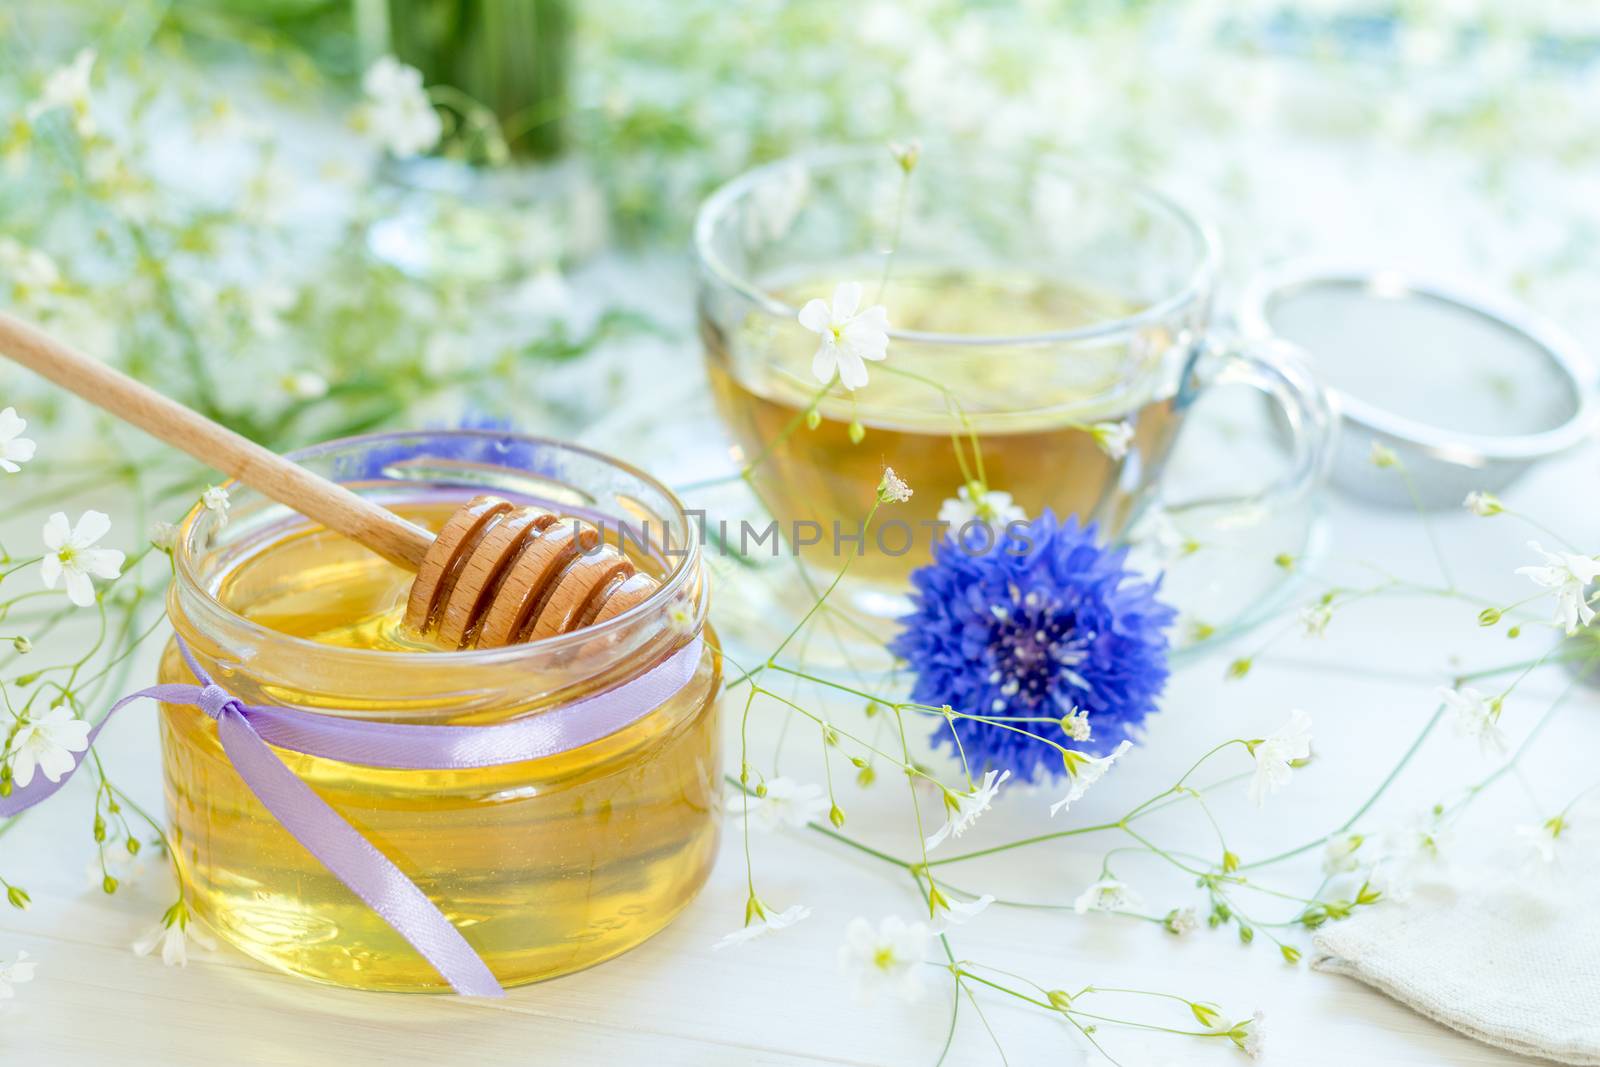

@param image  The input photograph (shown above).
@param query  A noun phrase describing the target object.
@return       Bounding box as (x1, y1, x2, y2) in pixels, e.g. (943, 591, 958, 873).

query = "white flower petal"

(797, 297, 832, 334)
(811, 342, 839, 386)
(37, 553, 60, 589)
(8, 748, 36, 790)
(70, 509, 112, 547)
(131, 922, 164, 958)
(41, 512, 70, 551)
(63, 568, 95, 607)
(831, 281, 862, 320)
(77, 547, 124, 581)
(835, 349, 870, 391)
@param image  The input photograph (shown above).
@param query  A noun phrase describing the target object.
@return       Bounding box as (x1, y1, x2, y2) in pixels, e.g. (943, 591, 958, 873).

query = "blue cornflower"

(329, 414, 552, 482)
(889, 511, 1175, 781)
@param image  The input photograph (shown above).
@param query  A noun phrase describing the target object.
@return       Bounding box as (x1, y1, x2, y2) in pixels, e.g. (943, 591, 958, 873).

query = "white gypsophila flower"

(1322, 832, 1364, 875)
(1072, 877, 1141, 915)
(27, 48, 96, 137)
(148, 520, 178, 552)
(1165, 907, 1198, 936)
(798, 281, 889, 390)
(0, 240, 59, 289)
(1241, 1010, 1266, 1060)
(1129, 505, 1195, 565)
(201, 486, 230, 527)
(1463, 491, 1502, 516)
(1248, 709, 1312, 807)
(132, 913, 216, 968)
(1050, 740, 1131, 817)
(1515, 820, 1563, 866)
(1299, 603, 1332, 638)
(241, 281, 296, 338)
(877, 466, 912, 504)
(935, 893, 994, 928)
(1370, 812, 1451, 902)
(925, 768, 1009, 850)
(359, 56, 442, 159)
(0, 950, 35, 998)
(281, 372, 329, 400)
(5, 706, 91, 789)
(40, 510, 124, 608)
(937, 485, 1027, 535)
(0, 239, 62, 305)
(1516, 541, 1600, 635)
(1061, 707, 1092, 743)
(0, 407, 38, 473)
(746, 778, 828, 832)
(666, 601, 696, 635)
(1089, 421, 1134, 460)
(838, 916, 932, 1003)
(1438, 685, 1508, 757)
(888, 138, 921, 172)
(712, 902, 811, 950)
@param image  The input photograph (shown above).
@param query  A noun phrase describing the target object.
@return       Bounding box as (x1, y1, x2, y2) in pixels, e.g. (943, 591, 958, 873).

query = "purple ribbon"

(0, 634, 703, 997)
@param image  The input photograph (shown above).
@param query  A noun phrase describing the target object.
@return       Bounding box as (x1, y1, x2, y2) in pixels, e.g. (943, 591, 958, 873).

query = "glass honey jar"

(156, 431, 721, 992)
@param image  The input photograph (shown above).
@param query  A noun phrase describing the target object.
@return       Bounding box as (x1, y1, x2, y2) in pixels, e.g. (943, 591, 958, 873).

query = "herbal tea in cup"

(694, 148, 1330, 613)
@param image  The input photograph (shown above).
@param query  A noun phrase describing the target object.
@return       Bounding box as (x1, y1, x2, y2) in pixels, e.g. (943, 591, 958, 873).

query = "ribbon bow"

(0, 634, 703, 997)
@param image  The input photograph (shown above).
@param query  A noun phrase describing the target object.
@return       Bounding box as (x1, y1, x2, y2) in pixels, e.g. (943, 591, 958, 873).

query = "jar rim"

(171, 429, 701, 670)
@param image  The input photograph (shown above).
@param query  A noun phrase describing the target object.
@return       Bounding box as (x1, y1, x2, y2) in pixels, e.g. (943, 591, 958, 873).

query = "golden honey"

(157, 437, 720, 992)
(703, 268, 1182, 588)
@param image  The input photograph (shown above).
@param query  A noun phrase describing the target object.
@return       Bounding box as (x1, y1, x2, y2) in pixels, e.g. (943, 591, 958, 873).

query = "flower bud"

(1273, 553, 1294, 570)
(93, 813, 106, 842)
(889, 140, 922, 174)
(754, 782, 768, 799)
(1046, 990, 1073, 1013)
(848, 420, 865, 445)
(805, 408, 821, 431)
(1226, 658, 1251, 680)
(11, 636, 29, 654)
(102, 874, 118, 895)
(126, 837, 141, 856)
(1222, 850, 1241, 873)
(828, 803, 845, 829)
(6, 885, 29, 910)
(1478, 607, 1501, 627)
(855, 765, 876, 787)
(1190, 1002, 1220, 1028)
(1280, 944, 1301, 964)
(1238, 924, 1254, 944)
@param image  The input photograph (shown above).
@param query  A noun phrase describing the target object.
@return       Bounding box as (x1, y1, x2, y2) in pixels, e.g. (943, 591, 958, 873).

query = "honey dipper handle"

(0, 311, 433, 571)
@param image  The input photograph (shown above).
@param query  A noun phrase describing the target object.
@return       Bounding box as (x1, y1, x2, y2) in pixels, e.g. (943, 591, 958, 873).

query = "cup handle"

(1161, 334, 1336, 515)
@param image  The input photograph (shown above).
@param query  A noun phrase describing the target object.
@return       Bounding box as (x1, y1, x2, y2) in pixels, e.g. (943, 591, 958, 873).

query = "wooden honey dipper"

(0, 311, 658, 649)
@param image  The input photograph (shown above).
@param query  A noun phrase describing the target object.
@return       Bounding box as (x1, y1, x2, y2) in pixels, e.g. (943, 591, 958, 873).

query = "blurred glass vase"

(361, 0, 605, 284)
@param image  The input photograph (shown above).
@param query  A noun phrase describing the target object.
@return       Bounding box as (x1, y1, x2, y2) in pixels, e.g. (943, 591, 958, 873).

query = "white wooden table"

(3, 107, 1597, 1061)
(1, 381, 1594, 1066)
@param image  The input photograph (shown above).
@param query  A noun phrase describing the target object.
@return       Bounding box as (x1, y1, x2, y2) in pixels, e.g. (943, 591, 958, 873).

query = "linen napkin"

(1312, 841, 1600, 1064)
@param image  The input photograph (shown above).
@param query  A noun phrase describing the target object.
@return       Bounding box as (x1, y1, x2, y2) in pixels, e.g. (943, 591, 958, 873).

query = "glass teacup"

(693, 146, 1331, 616)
